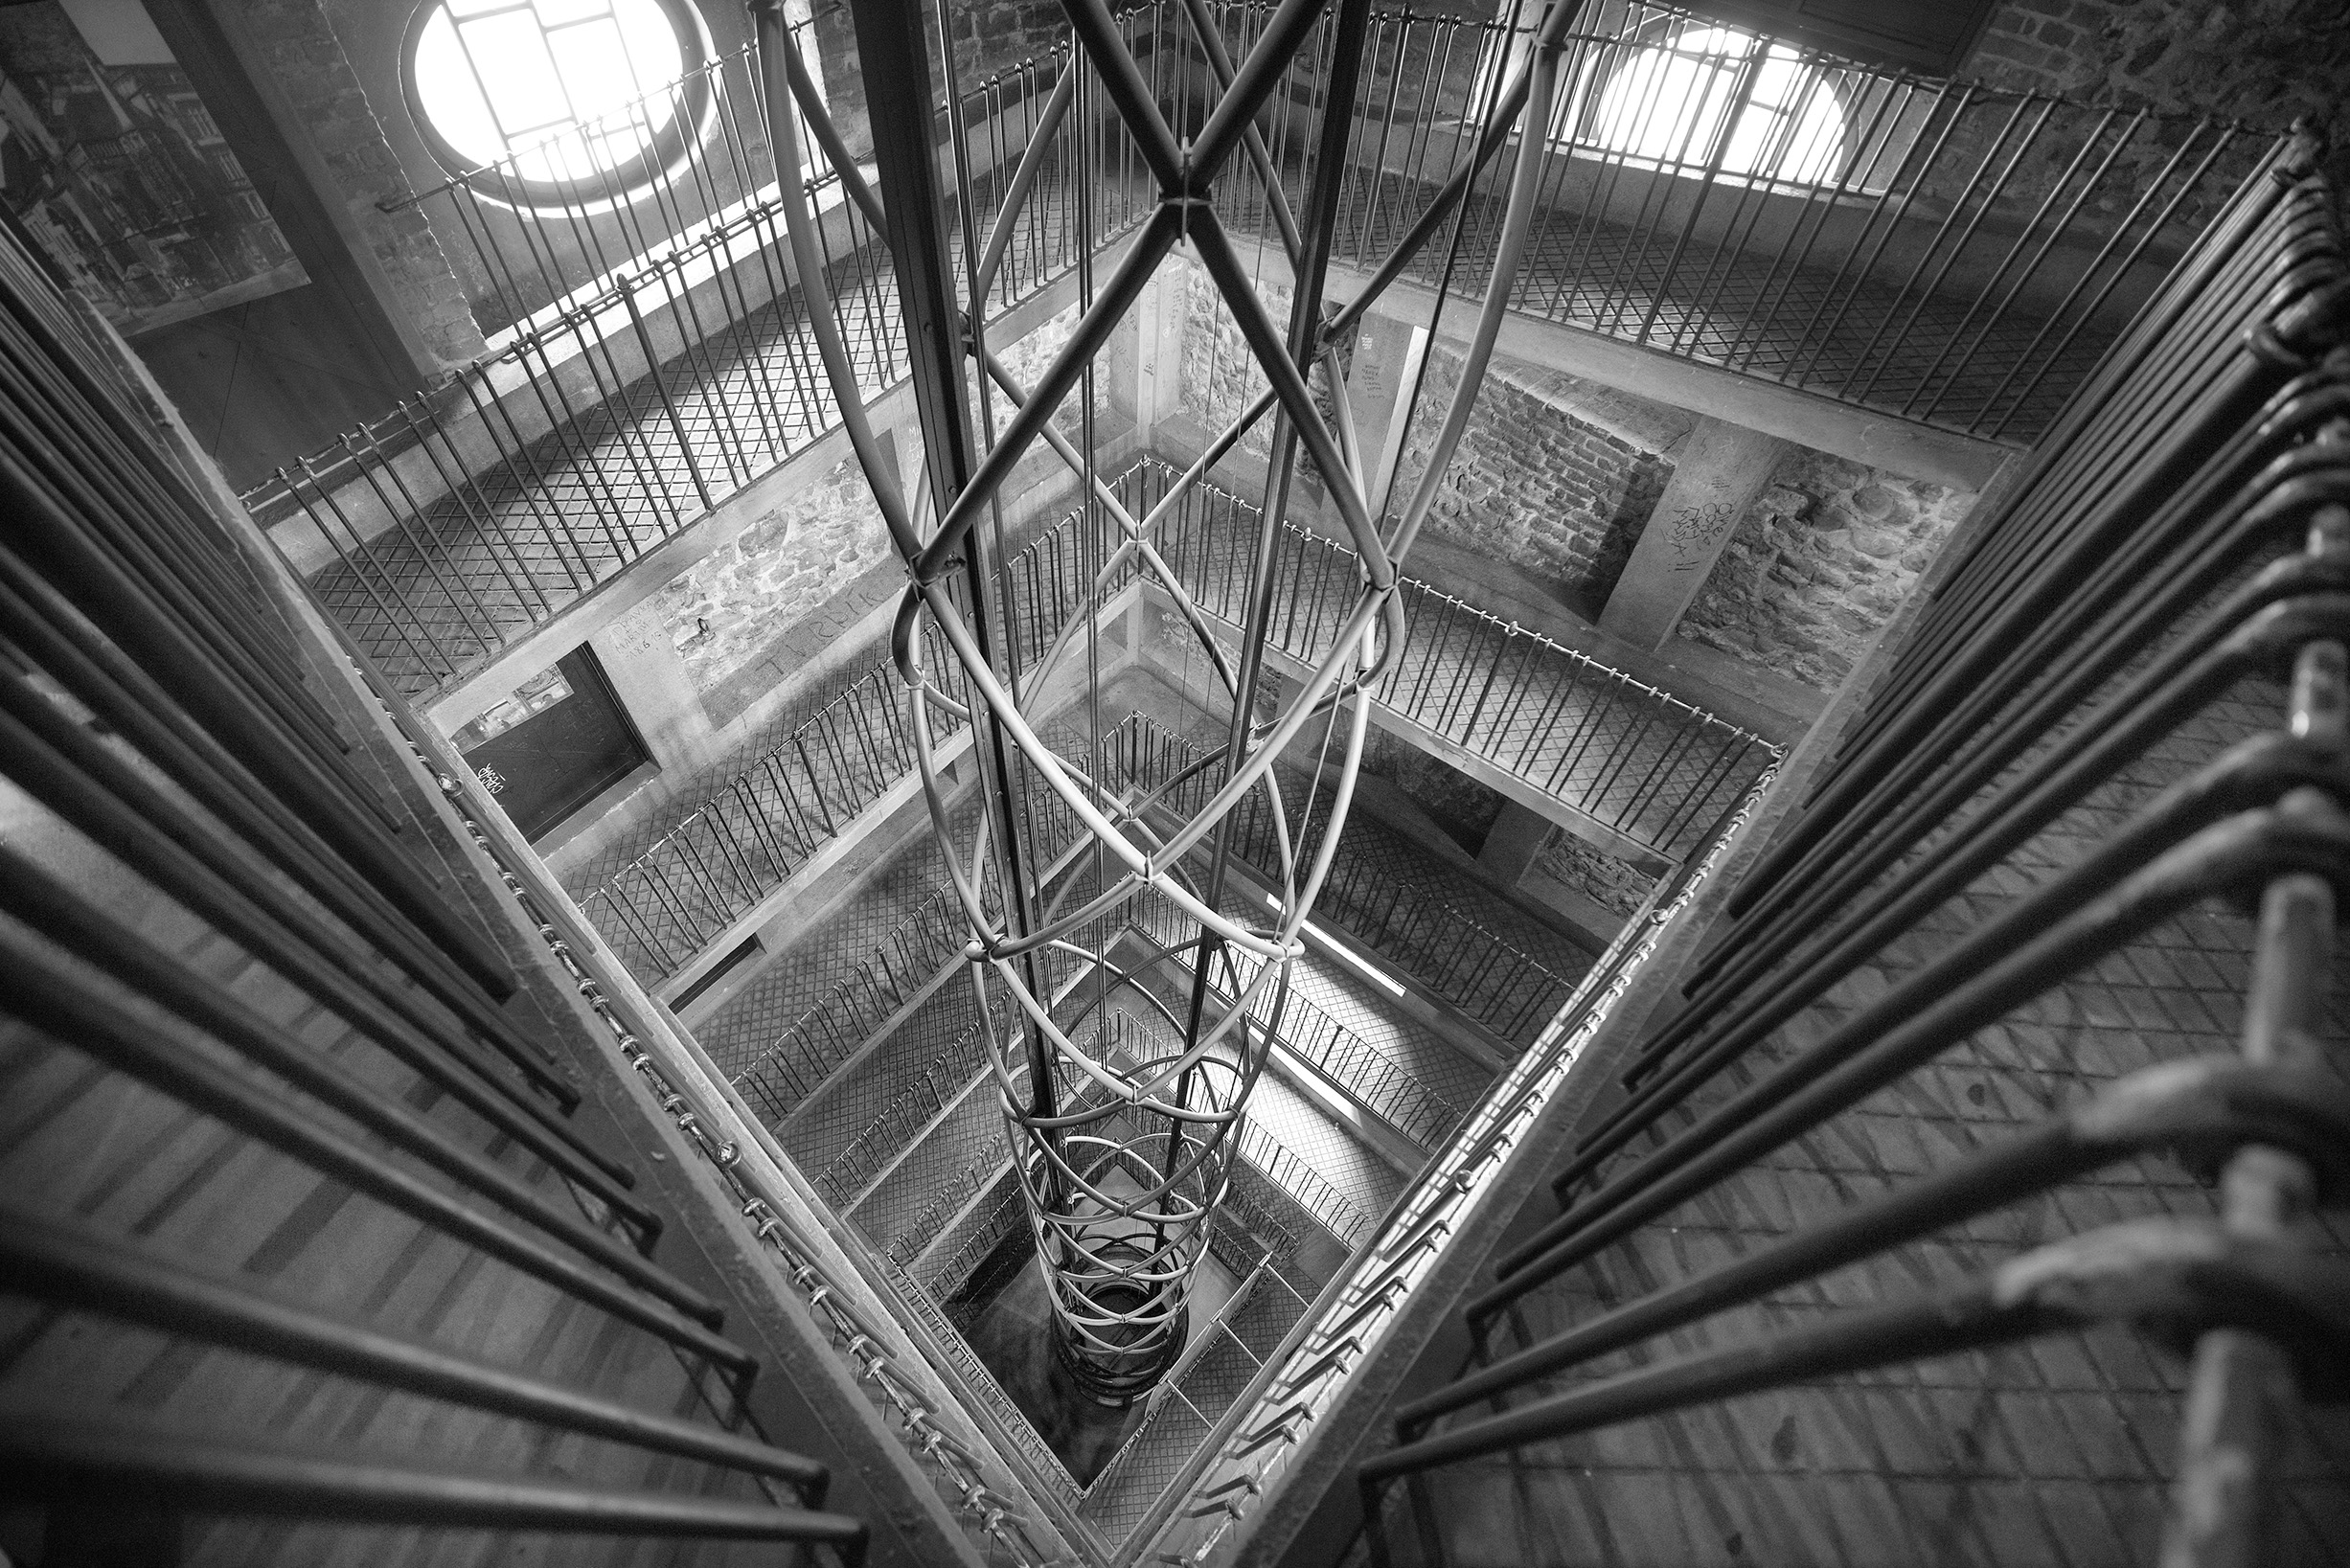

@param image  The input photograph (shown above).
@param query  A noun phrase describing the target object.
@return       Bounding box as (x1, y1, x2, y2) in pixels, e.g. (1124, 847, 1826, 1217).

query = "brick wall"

(1954, 0, 2349, 219)
(1677, 449, 1973, 693)
(1967, 0, 2348, 193)
(1390, 346, 1673, 619)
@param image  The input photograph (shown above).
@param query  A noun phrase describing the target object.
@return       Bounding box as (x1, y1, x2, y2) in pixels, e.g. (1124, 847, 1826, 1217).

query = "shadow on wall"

(1388, 346, 1677, 622)
(1357, 725, 1504, 857)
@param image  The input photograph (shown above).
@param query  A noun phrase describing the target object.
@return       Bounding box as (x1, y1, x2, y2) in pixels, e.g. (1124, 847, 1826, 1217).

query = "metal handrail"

(1108, 706, 1582, 1043)
(1135, 757, 1779, 1567)
(923, 1177, 1030, 1289)
(1103, 1010, 1374, 1249)
(823, 1020, 992, 1210)
(1115, 456, 1783, 861)
(732, 881, 968, 1119)
(1182, 0, 2276, 438)
(578, 486, 1102, 991)
(1346, 137, 2350, 1568)
(0, 221, 878, 1563)
(1124, 882, 1465, 1150)
(238, 33, 1117, 703)
(896, 1158, 1014, 1270)
(238, 1, 2278, 709)
(400, 688, 1083, 1564)
(584, 643, 968, 980)
(601, 439, 1752, 996)
(786, 703, 1469, 1194)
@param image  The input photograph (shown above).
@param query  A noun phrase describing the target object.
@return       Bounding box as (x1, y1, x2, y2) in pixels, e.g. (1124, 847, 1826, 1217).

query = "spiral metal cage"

(744, 0, 1632, 1399)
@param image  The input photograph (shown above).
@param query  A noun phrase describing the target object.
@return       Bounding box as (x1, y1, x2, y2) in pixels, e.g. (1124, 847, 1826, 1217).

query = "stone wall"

(980, 300, 1089, 443)
(943, 0, 1067, 80)
(1388, 347, 1674, 619)
(1533, 830, 1654, 920)
(1677, 449, 1973, 693)
(1177, 259, 1288, 463)
(1966, 0, 2349, 188)
(651, 451, 897, 713)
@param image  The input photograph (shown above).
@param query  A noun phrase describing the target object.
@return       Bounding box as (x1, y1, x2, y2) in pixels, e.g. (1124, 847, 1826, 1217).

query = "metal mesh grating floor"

(1401, 557, 2350, 1566)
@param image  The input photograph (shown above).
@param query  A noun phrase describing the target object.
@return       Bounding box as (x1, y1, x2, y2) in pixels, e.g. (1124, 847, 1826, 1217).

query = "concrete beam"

(1340, 311, 1428, 516)
(1598, 417, 1791, 651)
(1134, 264, 1186, 443)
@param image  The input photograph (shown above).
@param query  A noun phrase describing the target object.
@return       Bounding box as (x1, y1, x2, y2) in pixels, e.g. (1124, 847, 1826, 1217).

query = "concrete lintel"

(1598, 416, 1792, 651)
(1475, 798, 1554, 886)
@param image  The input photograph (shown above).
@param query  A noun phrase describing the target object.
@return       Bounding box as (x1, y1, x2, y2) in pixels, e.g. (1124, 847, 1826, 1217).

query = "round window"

(401, 0, 711, 206)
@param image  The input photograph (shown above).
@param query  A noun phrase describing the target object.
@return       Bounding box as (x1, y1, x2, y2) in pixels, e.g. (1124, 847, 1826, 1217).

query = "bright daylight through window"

(1590, 25, 1846, 184)
(404, 0, 701, 195)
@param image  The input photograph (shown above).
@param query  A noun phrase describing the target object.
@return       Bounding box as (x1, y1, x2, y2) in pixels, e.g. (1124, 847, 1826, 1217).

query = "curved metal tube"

(756, 0, 1581, 1401)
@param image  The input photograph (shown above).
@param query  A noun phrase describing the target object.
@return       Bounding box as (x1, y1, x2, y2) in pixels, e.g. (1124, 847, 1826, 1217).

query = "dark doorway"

(453, 645, 649, 842)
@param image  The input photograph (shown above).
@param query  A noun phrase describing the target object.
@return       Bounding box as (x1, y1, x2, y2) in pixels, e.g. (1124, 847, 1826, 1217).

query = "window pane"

(546, 20, 643, 126)
(535, 0, 614, 26)
(409, 0, 689, 186)
(1589, 24, 1847, 184)
(411, 8, 508, 164)
(460, 11, 572, 137)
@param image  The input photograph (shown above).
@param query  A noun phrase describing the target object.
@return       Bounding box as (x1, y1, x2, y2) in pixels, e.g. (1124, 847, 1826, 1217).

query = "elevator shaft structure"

(751, 0, 1585, 1399)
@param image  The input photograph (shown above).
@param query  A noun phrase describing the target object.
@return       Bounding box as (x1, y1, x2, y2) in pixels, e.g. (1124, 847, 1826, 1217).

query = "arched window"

(401, 0, 712, 205)
(1586, 25, 1847, 186)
